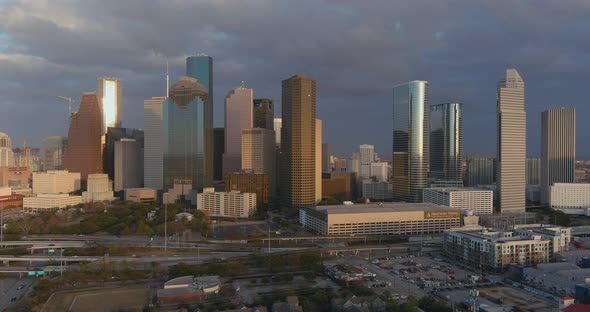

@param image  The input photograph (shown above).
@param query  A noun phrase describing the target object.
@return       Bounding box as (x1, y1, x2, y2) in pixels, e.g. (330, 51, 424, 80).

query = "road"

(0, 277, 35, 310)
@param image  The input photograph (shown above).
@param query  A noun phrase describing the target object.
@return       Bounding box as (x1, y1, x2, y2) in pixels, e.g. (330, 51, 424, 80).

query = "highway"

(0, 252, 251, 264)
(0, 277, 35, 310)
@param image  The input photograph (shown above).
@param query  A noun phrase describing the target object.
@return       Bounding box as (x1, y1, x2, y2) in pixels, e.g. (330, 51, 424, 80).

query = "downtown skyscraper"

(97, 77, 122, 133)
(496, 69, 526, 214)
(143, 96, 166, 190)
(280, 74, 316, 209)
(392, 80, 429, 202)
(429, 103, 463, 183)
(541, 108, 575, 203)
(223, 84, 253, 174)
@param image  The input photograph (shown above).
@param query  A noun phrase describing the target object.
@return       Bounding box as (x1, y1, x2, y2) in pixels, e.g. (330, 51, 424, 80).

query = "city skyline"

(1, 2, 590, 157)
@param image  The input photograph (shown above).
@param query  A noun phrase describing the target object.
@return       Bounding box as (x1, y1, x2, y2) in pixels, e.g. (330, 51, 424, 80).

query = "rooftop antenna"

(241, 80, 245, 88)
(166, 60, 170, 98)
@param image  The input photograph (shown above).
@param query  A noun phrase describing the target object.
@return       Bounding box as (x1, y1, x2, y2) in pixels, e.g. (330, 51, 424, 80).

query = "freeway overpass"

(0, 241, 86, 248)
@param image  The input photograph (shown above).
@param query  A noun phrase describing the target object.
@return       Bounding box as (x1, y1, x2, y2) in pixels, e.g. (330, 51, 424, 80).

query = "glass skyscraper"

(97, 78, 122, 133)
(163, 77, 212, 190)
(392, 80, 429, 202)
(429, 103, 463, 183)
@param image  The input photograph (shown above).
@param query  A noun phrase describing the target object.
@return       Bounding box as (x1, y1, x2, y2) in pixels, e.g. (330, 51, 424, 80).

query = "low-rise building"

(299, 202, 460, 236)
(197, 187, 256, 218)
(157, 275, 221, 304)
(549, 183, 590, 215)
(0, 187, 23, 207)
(82, 174, 114, 203)
(443, 226, 569, 272)
(423, 187, 493, 215)
(125, 188, 157, 203)
(23, 193, 82, 213)
(0, 166, 30, 188)
(32, 170, 80, 194)
(163, 179, 193, 205)
(512, 224, 571, 257)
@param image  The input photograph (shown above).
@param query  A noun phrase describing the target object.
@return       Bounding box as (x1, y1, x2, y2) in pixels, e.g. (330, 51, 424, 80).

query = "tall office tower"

(465, 155, 496, 186)
(350, 152, 360, 174)
(103, 127, 144, 181)
(223, 85, 254, 174)
(42, 136, 66, 171)
(526, 157, 540, 185)
(97, 77, 122, 133)
(0, 132, 13, 167)
(429, 103, 463, 183)
(114, 138, 143, 191)
(163, 77, 212, 190)
(273, 118, 282, 146)
(143, 96, 166, 190)
(541, 108, 576, 203)
(316, 119, 322, 203)
(370, 162, 389, 182)
(63, 92, 103, 184)
(322, 143, 331, 173)
(280, 74, 316, 209)
(213, 128, 225, 181)
(359, 144, 375, 179)
(497, 69, 526, 214)
(253, 98, 274, 129)
(186, 54, 214, 186)
(241, 128, 276, 195)
(392, 80, 429, 202)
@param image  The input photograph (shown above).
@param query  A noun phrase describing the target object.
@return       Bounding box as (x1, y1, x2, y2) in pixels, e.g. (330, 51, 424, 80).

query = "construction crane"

(57, 96, 74, 116)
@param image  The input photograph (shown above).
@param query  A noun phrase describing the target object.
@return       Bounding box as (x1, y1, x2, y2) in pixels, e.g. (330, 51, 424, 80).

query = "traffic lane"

(0, 277, 35, 309)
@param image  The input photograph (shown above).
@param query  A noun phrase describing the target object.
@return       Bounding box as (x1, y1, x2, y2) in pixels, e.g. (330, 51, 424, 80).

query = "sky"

(1, 0, 590, 158)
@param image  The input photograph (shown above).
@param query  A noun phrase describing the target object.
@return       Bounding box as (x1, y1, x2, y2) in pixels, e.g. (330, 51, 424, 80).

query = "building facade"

(361, 179, 393, 201)
(549, 183, 590, 215)
(465, 155, 496, 186)
(280, 74, 316, 209)
(497, 69, 526, 213)
(103, 127, 143, 181)
(541, 108, 576, 203)
(213, 128, 224, 181)
(253, 98, 274, 129)
(163, 77, 212, 191)
(370, 162, 388, 182)
(42, 136, 66, 171)
(125, 188, 157, 203)
(23, 194, 82, 213)
(97, 77, 122, 133)
(241, 128, 275, 195)
(322, 143, 331, 173)
(322, 172, 357, 202)
(82, 173, 114, 203)
(143, 96, 166, 190)
(32, 170, 80, 194)
(223, 85, 253, 174)
(224, 172, 269, 209)
(0, 166, 30, 188)
(63, 92, 103, 184)
(273, 118, 282, 146)
(423, 187, 493, 215)
(359, 144, 374, 180)
(114, 139, 143, 191)
(526, 157, 540, 185)
(197, 187, 256, 218)
(299, 202, 460, 236)
(429, 103, 463, 183)
(316, 119, 322, 203)
(392, 81, 429, 202)
(0, 132, 13, 167)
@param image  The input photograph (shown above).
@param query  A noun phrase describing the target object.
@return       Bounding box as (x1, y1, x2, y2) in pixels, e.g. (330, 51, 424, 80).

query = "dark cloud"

(1, 0, 590, 157)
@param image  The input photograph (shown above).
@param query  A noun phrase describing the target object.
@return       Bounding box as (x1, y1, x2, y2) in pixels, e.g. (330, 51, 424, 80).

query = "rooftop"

(312, 202, 458, 214)
(425, 187, 493, 192)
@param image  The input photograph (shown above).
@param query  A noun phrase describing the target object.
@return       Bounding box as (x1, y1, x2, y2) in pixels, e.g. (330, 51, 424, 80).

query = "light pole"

(164, 202, 168, 252)
(0, 198, 6, 248)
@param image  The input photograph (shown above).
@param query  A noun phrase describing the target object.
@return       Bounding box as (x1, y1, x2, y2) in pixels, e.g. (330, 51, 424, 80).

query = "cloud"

(0, 0, 590, 157)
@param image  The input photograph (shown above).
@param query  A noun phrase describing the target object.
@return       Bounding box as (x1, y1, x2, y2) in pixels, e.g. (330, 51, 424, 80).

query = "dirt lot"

(42, 284, 149, 312)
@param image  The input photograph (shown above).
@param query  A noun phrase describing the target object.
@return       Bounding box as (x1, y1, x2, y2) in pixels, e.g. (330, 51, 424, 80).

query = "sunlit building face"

(97, 78, 122, 133)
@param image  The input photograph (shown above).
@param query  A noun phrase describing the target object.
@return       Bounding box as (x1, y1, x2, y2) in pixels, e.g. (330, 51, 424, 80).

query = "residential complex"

(197, 187, 256, 218)
(423, 187, 493, 215)
(496, 68, 526, 214)
(392, 80, 429, 202)
(299, 202, 460, 236)
(32, 170, 81, 194)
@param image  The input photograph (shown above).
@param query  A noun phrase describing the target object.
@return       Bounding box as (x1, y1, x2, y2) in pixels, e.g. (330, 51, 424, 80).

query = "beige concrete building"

(82, 173, 114, 203)
(549, 183, 590, 215)
(299, 202, 460, 236)
(497, 68, 526, 213)
(32, 170, 81, 194)
(280, 74, 316, 209)
(316, 119, 322, 203)
(125, 188, 157, 203)
(23, 193, 82, 213)
(197, 187, 256, 218)
(241, 128, 275, 195)
(423, 187, 493, 215)
(541, 108, 576, 203)
(224, 85, 253, 174)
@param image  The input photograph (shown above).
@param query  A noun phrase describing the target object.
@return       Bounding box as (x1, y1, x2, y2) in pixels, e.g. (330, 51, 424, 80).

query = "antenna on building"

(241, 81, 245, 88)
(166, 60, 170, 98)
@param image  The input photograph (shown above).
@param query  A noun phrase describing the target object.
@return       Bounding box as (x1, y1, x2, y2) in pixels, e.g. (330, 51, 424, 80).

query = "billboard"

(424, 210, 460, 219)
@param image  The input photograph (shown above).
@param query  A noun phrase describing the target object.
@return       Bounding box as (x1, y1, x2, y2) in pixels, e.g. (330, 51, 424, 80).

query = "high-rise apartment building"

(497, 69, 526, 214)
(541, 108, 576, 203)
(253, 98, 274, 129)
(114, 139, 143, 192)
(316, 119, 322, 203)
(430, 103, 463, 183)
(42, 136, 66, 171)
(359, 144, 374, 180)
(104, 127, 144, 181)
(97, 77, 122, 133)
(197, 187, 256, 218)
(526, 157, 540, 185)
(213, 128, 224, 181)
(241, 128, 276, 194)
(223, 85, 253, 174)
(163, 77, 212, 191)
(392, 80, 429, 202)
(0, 132, 13, 167)
(63, 92, 103, 184)
(465, 155, 496, 186)
(280, 74, 316, 209)
(143, 96, 166, 190)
